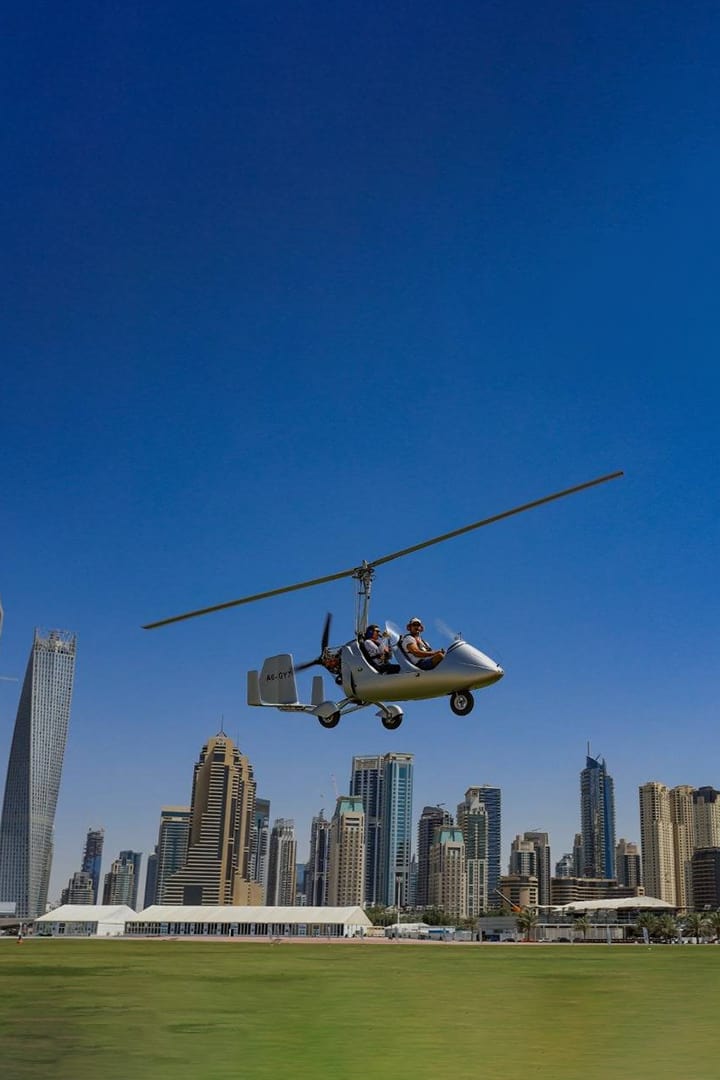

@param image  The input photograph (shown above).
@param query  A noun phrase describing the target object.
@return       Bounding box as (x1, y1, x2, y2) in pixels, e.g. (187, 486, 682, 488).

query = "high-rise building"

(523, 832, 551, 909)
(572, 833, 583, 877)
(615, 839, 642, 889)
(509, 836, 537, 876)
(555, 853, 574, 878)
(162, 734, 260, 905)
(81, 828, 104, 903)
(580, 754, 616, 879)
(416, 806, 451, 909)
(429, 827, 466, 918)
(693, 787, 720, 849)
(691, 847, 720, 910)
(155, 807, 191, 903)
(639, 781, 676, 903)
(144, 848, 158, 908)
(249, 797, 270, 901)
(670, 786, 695, 911)
(0, 629, 77, 919)
(267, 819, 297, 906)
(328, 796, 365, 906)
(456, 791, 488, 916)
(60, 870, 94, 905)
(350, 753, 414, 907)
(103, 851, 141, 907)
(466, 786, 501, 905)
(306, 810, 331, 906)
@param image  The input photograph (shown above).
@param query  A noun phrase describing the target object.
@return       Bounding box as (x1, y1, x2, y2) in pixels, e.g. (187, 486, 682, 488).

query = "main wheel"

(381, 714, 403, 730)
(450, 691, 474, 716)
(318, 712, 340, 729)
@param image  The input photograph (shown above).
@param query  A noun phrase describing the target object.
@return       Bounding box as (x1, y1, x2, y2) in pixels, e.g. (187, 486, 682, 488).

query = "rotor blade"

(142, 569, 355, 629)
(321, 612, 332, 652)
(369, 471, 624, 569)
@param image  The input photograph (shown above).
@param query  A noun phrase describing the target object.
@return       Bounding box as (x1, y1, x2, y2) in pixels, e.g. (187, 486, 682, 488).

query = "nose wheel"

(378, 704, 404, 730)
(450, 691, 474, 716)
(318, 711, 340, 729)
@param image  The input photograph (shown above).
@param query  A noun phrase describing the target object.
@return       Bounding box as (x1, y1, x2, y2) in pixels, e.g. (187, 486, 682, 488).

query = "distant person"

(363, 625, 400, 674)
(401, 618, 444, 669)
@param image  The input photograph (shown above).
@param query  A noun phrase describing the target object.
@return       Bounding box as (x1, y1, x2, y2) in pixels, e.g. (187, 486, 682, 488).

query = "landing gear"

(318, 711, 340, 729)
(378, 704, 404, 730)
(450, 690, 474, 716)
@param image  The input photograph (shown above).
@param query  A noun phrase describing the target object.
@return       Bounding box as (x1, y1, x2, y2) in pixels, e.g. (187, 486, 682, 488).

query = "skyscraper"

(350, 753, 414, 907)
(523, 831, 551, 909)
(429, 827, 467, 918)
(416, 805, 452, 909)
(327, 796, 365, 906)
(468, 786, 501, 906)
(154, 807, 191, 903)
(81, 827, 105, 903)
(306, 810, 331, 906)
(0, 629, 77, 919)
(267, 819, 297, 906)
(144, 848, 158, 908)
(162, 734, 260, 905)
(249, 797, 270, 901)
(103, 851, 141, 907)
(670, 786, 695, 911)
(693, 787, 720, 849)
(580, 753, 616, 879)
(639, 781, 676, 903)
(60, 871, 94, 905)
(456, 791, 488, 916)
(615, 839, 642, 889)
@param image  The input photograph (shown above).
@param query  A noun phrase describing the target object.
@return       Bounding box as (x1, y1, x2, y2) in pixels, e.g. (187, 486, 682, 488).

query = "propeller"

(295, 613, 333, 672)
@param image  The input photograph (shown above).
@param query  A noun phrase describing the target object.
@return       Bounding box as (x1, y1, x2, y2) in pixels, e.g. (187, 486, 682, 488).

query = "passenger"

(401, 618, 445, 669)
(363, 625, 401, 674)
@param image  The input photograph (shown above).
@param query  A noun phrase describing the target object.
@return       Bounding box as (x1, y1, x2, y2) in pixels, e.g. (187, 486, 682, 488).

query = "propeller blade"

(321, 612, 332, 652)
(369, 472, 624, 569)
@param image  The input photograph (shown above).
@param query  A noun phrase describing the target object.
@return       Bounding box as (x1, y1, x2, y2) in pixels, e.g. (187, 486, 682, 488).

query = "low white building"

(125, 905, 372, 938)
(35, 904, 136, 937)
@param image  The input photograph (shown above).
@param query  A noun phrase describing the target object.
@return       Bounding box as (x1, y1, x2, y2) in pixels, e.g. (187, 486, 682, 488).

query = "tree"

(636, 912, 659, 942)
(656, 913, 678, 943)
(683, 912, 708, 945)
(572, 916, 591, 942)
(705, 909, 720, 943)
(516, 909, 538, 942)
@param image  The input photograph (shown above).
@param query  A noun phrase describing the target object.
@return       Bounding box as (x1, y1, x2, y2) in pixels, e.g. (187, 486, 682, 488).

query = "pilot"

(401, 618, 445, 669)
(363, 625, 400, 674)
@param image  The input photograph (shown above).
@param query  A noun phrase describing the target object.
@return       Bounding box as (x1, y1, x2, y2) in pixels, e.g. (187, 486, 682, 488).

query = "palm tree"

(683, 911, 708, 944)
(572, 916, 591, 942)
(657, 913, 678, 943)
(516, 908, 539, 942)
(705, 909, 720, 943)
(636, 911, 659, 942)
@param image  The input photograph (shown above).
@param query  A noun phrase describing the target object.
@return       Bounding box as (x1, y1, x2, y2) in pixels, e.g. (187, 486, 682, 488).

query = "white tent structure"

(553, 896, 675, 914)
(125, 905, 372, 938)
(35, 904, 137, 937)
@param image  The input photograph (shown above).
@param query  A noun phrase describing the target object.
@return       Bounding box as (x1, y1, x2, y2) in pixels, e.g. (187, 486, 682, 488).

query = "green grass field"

(1, 940, 717, 1080)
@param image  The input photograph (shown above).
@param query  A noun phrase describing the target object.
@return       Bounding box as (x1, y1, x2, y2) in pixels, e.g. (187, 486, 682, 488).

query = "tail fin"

(254, 654, 299, 705)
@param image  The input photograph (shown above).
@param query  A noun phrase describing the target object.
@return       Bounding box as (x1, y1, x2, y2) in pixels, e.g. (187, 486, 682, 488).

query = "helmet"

(407, 617, 423, 630)
(364, 625, 381, 639)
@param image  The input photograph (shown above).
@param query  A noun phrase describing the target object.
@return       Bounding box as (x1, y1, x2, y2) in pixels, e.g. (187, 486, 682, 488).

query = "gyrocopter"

(143, 471, 622, 730)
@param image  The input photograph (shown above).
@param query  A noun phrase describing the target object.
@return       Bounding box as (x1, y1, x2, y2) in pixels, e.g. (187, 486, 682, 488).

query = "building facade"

(0, 629, 77, 919)
(60, 870, 94, 905)
(580, 754, 616, 879)
(429, 827, 467, 918)
(456, 791, 488, 916)
(691, 847, 720, 910)
(327, 796, 365, 906)
(639, 781, 676, 903)
(155, 807, 191, 904)
(103, 851, 141, 906)
(615, 839, 642, 889)
(416, 806, 451, 909)
(670, 785, 695, 911)
(81, 828, 105, 903)
(267, 819, 297, 906)
(350, 753, 414, 907)
(249, 797, 270, 902)
(306, 810, 331, 906)
(523, 832, 551, 909)
(162, 734, 260, 905)
(470, 786, 501, 905)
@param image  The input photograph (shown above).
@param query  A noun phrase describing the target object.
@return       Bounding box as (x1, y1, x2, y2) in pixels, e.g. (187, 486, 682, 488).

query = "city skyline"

(2, 3, 719, 912)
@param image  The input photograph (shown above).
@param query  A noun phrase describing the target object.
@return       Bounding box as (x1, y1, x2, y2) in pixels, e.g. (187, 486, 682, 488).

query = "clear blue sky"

(1, 1, 718, 902)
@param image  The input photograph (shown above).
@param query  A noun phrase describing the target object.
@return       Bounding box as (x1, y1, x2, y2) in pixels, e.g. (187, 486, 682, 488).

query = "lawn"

(1, 940, 717, 1080)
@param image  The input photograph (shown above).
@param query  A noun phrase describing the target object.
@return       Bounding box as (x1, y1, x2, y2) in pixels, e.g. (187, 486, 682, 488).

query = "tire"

(381, 714, 403, 730)
(318, 712, 340, 729)
(450, 691, 474, 716)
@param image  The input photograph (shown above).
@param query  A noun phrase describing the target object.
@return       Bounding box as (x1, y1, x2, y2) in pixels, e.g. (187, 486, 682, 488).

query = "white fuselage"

(339, 638, 503, 703)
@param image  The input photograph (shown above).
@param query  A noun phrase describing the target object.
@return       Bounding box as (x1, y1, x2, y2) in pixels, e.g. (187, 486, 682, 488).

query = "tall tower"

(81, 828, 105, 903)
(509, 836, 537, 876)
(615, 839, 642, 888)
(523, 832, 551, 909)
(693, 787, 720, 849)
(639, 781, 676, 902)
(267, 819, 297, 906)
(249, 797, 270, 901)
(580, 753, 616, 878)
(306, 810, 331, 906)
(417, 806, 452, 909)
(162, 734, 259, 905)
(327, 796, 365, 906)
(670, 786, 695, 911)
(456, 791, 488, 916)
(0, 629, 77, 919)
(429, 827, 467, 918)
(154, 807, 191, 903)
(103, 851, 141, 906)
(349, 755, 384, 906)
(378, 753, 414, 907)
(467, 786, 501, 905)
